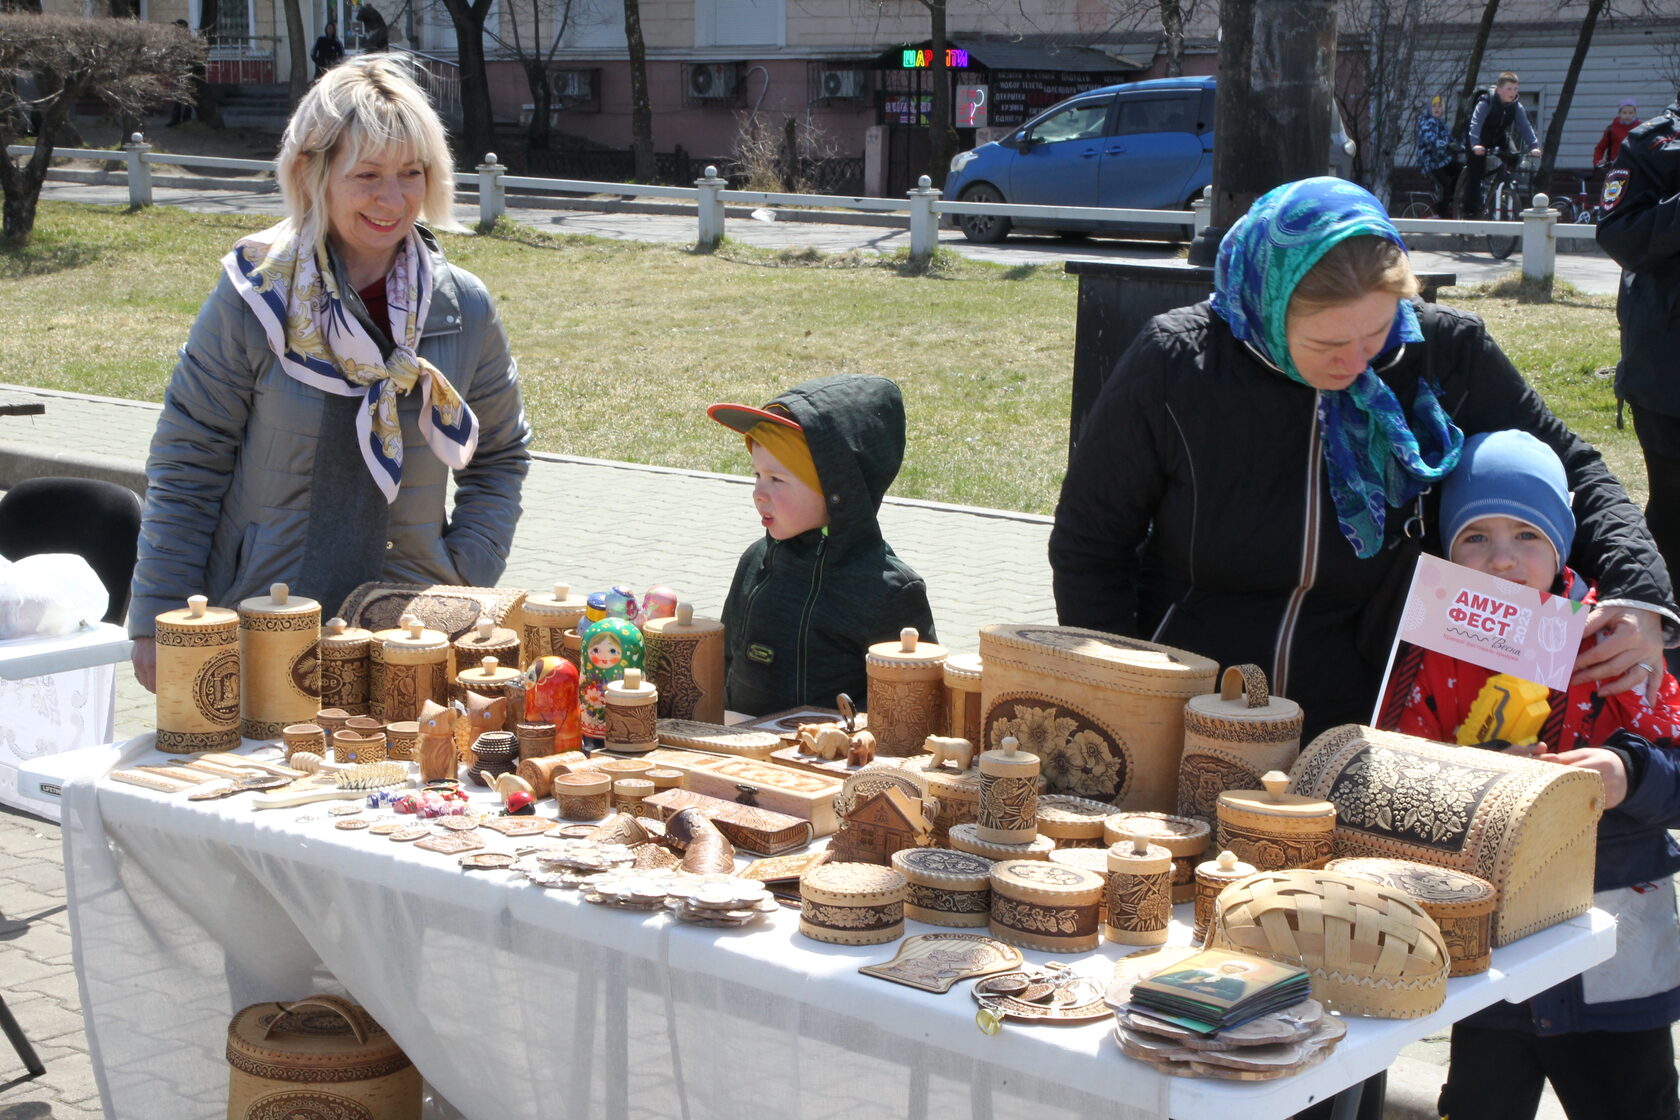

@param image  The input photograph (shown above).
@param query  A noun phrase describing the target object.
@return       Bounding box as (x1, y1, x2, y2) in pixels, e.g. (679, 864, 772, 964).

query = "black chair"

(0, 993, 45, 1078)
(0, 477, 143, 625)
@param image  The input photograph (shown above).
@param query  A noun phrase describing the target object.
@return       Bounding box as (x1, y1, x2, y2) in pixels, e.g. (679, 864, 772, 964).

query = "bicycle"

(1549, 167, 1610, 225)
(1395, 190, 1439, 220)
(1481, 149, 1532, 261)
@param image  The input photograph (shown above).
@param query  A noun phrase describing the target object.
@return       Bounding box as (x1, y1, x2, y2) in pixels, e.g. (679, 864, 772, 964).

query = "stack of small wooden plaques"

(1112, 1000, 1347, 1081)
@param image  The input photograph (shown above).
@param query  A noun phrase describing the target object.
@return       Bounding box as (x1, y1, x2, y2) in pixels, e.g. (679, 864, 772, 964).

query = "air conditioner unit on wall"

(820, 70, 865, 100)
(688, 63, 739, 100)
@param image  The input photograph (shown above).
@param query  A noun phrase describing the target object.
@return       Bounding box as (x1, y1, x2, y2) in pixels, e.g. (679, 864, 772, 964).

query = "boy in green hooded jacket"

(709, 375, 937, 716)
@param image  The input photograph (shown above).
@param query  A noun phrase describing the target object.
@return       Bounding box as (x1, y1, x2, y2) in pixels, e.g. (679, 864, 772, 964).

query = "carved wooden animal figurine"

(924, 735, 976, 771)
(847, 730, 877, 768)
(418, 698, 462, 783)
(452, 690, 508, 765)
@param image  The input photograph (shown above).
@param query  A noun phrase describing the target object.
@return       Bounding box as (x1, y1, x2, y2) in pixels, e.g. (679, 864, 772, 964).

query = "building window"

(696, 0, 784, 48)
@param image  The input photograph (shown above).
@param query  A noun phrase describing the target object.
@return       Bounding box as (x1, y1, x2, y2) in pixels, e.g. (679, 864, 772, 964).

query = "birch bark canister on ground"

(155, 595, 241, 753)
(318, 616, 373, 716)
(642, 602, 725, 723)
(864, 628, 949, 757)
(521, 583, 588, 667)
(238, 583, 322, 740)
(453, 617, 521, 677)
(379, 620, 450, 725)
(604, 667, 660, 753)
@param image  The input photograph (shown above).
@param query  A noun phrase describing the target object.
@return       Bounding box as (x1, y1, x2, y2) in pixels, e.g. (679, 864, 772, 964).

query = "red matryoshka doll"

(579, 616, 644, 741)
(641, 586, 679, 623)
(523, 655, 583, 752)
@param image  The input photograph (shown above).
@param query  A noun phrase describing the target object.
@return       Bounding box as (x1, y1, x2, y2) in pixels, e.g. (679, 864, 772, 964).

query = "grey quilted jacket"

(129, 230, 531, 637)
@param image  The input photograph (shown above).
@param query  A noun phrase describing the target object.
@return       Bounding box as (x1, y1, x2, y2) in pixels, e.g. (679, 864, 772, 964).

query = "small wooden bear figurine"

(923, 734, 976, 770)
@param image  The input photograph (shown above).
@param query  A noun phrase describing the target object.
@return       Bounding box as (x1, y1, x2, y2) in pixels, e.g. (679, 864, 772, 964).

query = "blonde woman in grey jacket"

(129, 55, 531, 690)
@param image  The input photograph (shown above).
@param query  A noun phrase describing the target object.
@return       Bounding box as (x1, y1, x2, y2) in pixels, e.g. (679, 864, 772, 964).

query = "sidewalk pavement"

(0, 169, 1623, 1115)
(36, 179, 1626, 295)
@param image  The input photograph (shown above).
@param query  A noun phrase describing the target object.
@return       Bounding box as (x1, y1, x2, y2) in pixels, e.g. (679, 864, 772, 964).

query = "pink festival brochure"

(1372, 554, 1591, 726)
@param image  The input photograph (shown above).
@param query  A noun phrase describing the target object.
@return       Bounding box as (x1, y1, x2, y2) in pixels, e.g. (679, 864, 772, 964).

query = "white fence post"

(908, 175, 941, 265)
(1192, 185, 1212, 237)
(695, 165, 726, 250)
(125, 133, 152, 208)
(1522, 192, 1556, 286)
(476, 153, 505, 227)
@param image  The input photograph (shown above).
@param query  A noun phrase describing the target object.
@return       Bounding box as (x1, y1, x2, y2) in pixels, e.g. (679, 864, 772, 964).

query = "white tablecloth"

(0, 624, 126, 819)
(49, 737, 1615, 1120)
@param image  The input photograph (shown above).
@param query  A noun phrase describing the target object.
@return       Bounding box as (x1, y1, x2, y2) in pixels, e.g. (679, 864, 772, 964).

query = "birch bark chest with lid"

(225, 995, 419, 1120)
(1179, 664, 1304, 825)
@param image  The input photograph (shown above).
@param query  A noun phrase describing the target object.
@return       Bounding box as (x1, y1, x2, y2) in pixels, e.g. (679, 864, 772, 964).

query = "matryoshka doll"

(604, 584, 642, 627)
(641, 585, 679, 623)
(579, 617, 644, 742)
(523, 655, 583, 752)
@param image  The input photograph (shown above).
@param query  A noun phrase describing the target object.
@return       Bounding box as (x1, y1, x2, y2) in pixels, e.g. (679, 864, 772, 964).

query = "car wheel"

(957, 183, 1012, 244)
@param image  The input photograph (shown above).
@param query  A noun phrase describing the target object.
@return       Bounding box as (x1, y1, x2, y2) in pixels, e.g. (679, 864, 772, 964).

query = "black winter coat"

(1050, 300, 1673, 742)
(1599, 103, 1680, 417)
(721, 375, 936, 716)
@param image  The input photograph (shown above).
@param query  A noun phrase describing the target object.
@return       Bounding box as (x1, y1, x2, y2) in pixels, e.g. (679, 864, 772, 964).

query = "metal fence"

(8, 138, 1593, 279)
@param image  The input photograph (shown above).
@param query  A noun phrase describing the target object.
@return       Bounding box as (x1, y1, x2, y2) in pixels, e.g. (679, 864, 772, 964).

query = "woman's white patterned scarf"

(222, 222, 478, 502)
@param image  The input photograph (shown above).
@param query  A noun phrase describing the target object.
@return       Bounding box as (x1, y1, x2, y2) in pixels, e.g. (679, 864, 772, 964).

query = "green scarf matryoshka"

(579, 616, 644, 741)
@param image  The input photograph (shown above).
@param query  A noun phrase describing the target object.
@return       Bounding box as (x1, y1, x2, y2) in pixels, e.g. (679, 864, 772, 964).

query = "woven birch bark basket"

(1289, 725, 1602, 946)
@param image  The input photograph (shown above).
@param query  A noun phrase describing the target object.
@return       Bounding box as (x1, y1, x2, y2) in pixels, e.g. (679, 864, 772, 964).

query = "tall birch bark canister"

(379, 620, 450, 725)
(943, 653, 984, 745)
(155, 595, 241, 753)
(1178, 664, 1304, 826)
(521, 583, 588, 667)
(318, 617, 373, 716)
(366, 617, 416, 724)
(865, 628, 949, 756)
(238, 583, 321, 740)
(604, 667, 660, 753)
(977, 734, 1040, 844)
(453, 617, 520, 677)
(225, 995, 420, 1119)
(978, 624, 1217, 811)
(642, 603, 725, 723)
(1104, 834, 1173, 946)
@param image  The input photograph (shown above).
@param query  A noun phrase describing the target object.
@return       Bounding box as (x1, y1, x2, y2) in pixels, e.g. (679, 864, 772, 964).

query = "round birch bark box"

(453, 618, 521, 677)
(553, 770, 612, 820)
(1179, 664, 1305, 825)
(988, 859, 1105, 953)
(318, 616, 373, 716)
(1326, 857, 1498, 977)
(226, 995, 419, 1120)
(238, 583, 322, 740)
(521, 582, 588, 665)
(1216, 771, 1336, 873)
(799, 862, 908, 945)
(1102, 810, 1211, 904)
(865, 628, 950, 757)
(891, 847, 993, 928)
(155, 595, 241, 754)
(1035, 794, 1116, 848)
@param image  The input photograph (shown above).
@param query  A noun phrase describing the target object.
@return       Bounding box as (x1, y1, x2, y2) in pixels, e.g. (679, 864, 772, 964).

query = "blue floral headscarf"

(1210, 177, 1463, 559)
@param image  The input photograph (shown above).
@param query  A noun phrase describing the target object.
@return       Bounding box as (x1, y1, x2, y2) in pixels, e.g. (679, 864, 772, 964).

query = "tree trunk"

(1454, 0, 1500, 137)
(525, 60, 552, 150)
(1538, 0, 1605, 189)
(441, 0, 496, 156)
(623, 0, 654, 181)
(926, 0, 956, 189)
(283, 0, 308, 106)
(1159, 0, 1186, 78)
(0, 80, 81, 243)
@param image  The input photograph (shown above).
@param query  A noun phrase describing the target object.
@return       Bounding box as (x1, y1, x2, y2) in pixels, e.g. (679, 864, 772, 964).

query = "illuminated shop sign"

(901, 48, 970, 69)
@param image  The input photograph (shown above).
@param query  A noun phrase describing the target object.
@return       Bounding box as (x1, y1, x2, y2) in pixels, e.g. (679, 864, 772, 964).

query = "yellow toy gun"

(1455, 673, 1551, 747)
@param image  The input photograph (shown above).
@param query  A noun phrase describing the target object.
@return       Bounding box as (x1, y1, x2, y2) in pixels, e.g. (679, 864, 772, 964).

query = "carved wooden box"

(640, 787, 815, 855)
(978, 625, 1217, 812)
(1290, 726, 1602, 946)
(683, 756, 843, 836)
(799, 862, 907, 946)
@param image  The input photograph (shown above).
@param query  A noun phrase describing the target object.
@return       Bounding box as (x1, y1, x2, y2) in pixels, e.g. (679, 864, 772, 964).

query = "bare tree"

(282, 0, 308, 106)
(1453, 0, 1500, 136)
(0, 13, 201, 242)
(623, 0, 653, 180)
(438, 0, 497, 148)
(1536, 0, 1607, 187)
(494, 0, 577, 150)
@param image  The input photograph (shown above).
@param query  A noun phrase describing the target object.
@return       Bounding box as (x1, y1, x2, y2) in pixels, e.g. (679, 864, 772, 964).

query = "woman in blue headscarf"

(1050, 177, 1672, 740)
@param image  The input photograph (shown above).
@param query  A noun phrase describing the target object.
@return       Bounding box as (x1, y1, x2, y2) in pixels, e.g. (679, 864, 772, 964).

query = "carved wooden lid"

(948, 822, 1056, 861)
(226, 996, 410, 1081)
(1049, 846, 1115, 876)
(454, 618, 519, 649)
(237, 582, 321, 619)
(553, 770, 612, 796)
(457, 656, 521, 687)
(800, 861, 908, 906)
(382, 619, 448, 653)
(942, 652, 983, 687)
(1036, 794, 1117, 840)
(1102, 810, 1211, 856)
(978, 735, 1039, 778)
(613, 777, 655, 796)
(978, 624, 1218, 690)
(319, 616, 373, 648)
(1218, 772, 1336, 823)
(643, 602, 723, 637)
(1184, 664, 1304, 730)
(155, 595, 238, 632)
(1104, 834, 1173, 875)
(865, 627, 949, 671)
(604, 667, 659, 704)
(523, 583, 588, 624)
(597, 757, 654, 776)
(1326, 858, 1497, 917)
(891, 847, 993, 889)
(990, 859, 1104, 905)
(1196, 849, 1258, 885)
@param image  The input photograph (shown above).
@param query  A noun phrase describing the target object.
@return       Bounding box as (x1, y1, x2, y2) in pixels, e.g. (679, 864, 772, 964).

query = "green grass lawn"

(0, 201, 1640, 512)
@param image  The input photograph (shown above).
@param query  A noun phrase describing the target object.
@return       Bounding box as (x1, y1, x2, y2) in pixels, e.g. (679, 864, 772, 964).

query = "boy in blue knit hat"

(1389, 430, 1680, 1120)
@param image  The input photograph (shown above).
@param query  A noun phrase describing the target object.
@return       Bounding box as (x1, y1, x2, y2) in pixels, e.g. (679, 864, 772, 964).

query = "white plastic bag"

(0, 552, 108, 638)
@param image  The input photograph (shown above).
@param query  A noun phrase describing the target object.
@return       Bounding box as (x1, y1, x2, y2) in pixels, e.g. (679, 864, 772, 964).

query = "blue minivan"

(944, 76, 1349, 243)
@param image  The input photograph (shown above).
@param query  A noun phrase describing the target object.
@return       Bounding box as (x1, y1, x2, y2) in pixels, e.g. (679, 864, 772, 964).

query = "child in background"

(1389, 430, 1680, 1120)
(1594, 99, 1642, 169)
(708, 375, 935, 716)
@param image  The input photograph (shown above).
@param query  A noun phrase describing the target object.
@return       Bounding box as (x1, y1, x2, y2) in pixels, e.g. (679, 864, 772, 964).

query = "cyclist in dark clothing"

(1462, 72, 1541, 218)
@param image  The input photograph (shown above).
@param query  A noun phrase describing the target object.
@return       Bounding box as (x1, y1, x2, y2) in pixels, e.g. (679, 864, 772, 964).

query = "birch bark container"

(383, 720, 418, 762)
(1102, 811, 1211, 904)
(603, 667, 660, 753)
(988, 859, 1105, 953)
(456, 655, 522, 711)
(943, 653, 984, 745)
(515, 720, 556, 762)
(891, 847, 993, 927)
(520, 582, 588, 667)
(366, 618, 416, 724)
(642, 602, 725, 723)
(225, 995, 419, 1120)
(238, 583, 322, 740)
(1179, 664, 1305, 825)
(1103, 834, 1173, 946)
(1216, 771, 1337, 872)
(798, 862, 907, 946)
(1193, 850, 1258, 944)
(1327, 857, 1498, 977)
(553, 770, 612, 820)
(155, 595, 241, 753)
(453, 618, 520, 677)
(318, 617, 373, 716)
(977, 735, 1039, 844)
(379, 621, 450, 725)
(864, 628, 949, 757)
